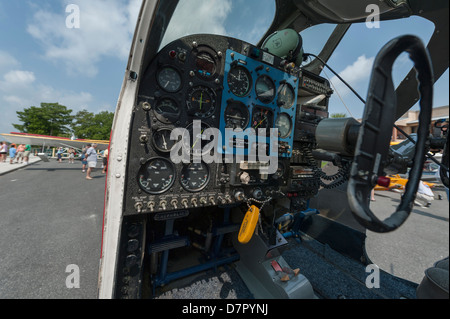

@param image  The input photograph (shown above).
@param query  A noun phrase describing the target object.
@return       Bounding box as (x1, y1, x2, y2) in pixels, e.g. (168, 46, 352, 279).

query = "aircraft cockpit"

(98, 0, 449, 299)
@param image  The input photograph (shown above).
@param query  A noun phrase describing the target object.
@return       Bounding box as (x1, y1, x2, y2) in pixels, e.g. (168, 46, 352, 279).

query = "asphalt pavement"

(365, 187, 449, 285)
(0, 157, 105, 299)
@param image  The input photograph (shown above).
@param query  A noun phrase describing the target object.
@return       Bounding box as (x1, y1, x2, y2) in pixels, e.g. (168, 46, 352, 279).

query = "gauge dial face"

(252, 107, 273, 130)
(255, 75, 276, 104)
(180, 162, 210, 192)
(182, 122, 213, 156)
(152, 128, 179, 153)
(157, 67, 182, 93)
(224, 101, 250, 130)
(155, 98, 179, 115)
(138, 158, 175, 194)
(195, 52, 217, 79)
(277, 83, 296, 109)
(275, 113, 292, 138)
(187, 86, 216, 118)
(227, 66, 252, 97)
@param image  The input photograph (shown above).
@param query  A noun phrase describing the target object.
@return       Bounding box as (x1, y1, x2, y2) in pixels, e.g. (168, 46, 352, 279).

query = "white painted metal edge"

(97, 0, 159, 299)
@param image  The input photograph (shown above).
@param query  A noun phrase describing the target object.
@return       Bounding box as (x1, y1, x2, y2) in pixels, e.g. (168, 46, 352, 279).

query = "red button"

(169, 50, 177, 59)
(271, 260, 283, 272)
(377, 176, 391, 187)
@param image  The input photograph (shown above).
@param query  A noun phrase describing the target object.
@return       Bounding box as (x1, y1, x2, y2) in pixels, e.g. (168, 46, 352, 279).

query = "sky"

(0, 0, 448, 135)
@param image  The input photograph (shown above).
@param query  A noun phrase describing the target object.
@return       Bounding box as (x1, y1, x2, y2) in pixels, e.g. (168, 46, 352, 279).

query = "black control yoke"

(348, 35, 433, 233)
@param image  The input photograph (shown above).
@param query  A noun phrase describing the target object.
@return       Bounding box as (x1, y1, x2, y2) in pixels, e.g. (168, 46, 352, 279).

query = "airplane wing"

(0, 132, 109, 151)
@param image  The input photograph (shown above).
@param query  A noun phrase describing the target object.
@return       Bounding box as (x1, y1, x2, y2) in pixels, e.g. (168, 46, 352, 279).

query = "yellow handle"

(238, 205, 260, 244)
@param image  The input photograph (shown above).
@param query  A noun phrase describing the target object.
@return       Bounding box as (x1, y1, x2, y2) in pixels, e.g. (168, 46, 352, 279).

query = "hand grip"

(348, 35, 433, 233)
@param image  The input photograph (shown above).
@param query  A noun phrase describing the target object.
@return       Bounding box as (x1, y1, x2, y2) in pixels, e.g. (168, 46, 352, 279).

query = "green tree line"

(13, 102, 114, 140)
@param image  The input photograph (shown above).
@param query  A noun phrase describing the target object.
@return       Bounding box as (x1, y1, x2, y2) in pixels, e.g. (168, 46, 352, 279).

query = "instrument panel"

(124, 34, 331, 216)
(219, 49, 298, 157)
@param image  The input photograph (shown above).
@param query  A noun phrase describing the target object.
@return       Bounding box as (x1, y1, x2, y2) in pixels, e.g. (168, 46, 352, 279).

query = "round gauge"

(252, 107, 274, 130)
(155, 98, 179, 116)
(224, 101, 250, 130)
(152, 128, 179, 153)
(180, 162, 210, 192)
(157, 67, 182, 93)
(277, 83, 296, 109)
(195, 52, 217, 79)
(255, 75, 276, 104)
(138, 158, 176, 194)
(182, 122, 213, 156)
(186, 86, 216, 118)
(275, 113, 292, 138)
(227, 66, 252, 97)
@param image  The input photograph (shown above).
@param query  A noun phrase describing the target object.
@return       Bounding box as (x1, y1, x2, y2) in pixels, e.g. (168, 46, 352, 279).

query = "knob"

(181, 199, 189, 209)
(142, 102, 151, 111)
(139, 135, 148, 143)
(234, 191, 245, 202)
(253, 188, 263, 200)
(170, 199, 178, 210)
(240, 172, 251, 184)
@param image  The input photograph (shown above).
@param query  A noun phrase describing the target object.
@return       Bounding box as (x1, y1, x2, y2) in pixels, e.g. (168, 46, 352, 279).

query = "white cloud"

(0, 81, 94, 133)
(0, 51, 20, 73)
(3, 70, 36, 86)
(26, 0, 233, 76)
(330, 55, 375, 97)
(0, 56, 94, 133)
(27, 0, 142, 77)
(160, 0, 232, 48)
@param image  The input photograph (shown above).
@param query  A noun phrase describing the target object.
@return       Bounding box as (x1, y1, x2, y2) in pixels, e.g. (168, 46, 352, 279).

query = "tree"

(330, 113, 347, 118)
(71, 110, 94, 139)
(71, 110, 114, 140)
(91, 111, 114, 140)
(13, 103, 73, 136)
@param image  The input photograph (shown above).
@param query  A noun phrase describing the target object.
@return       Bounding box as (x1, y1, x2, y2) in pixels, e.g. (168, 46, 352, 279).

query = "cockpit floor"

(153, 232, 418, 299)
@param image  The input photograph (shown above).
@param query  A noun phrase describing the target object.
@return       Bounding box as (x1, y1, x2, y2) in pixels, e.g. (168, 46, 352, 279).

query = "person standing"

(57, 147, 64, 163)
(81, 146, 87, 172)
(15, 144, 25, 163)
(102, 148, 109, 174)
(68, 148, 75, 164)
(414, 181, 435, 208)
(9, 144, 17, 164)
(85, 144, 98, 180)
(23, 144, 31, 165)
(0, 142, 7, 162)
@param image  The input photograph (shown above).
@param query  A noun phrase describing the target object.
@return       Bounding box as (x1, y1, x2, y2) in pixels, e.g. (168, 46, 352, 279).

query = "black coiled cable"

(301, 144, 351, 189)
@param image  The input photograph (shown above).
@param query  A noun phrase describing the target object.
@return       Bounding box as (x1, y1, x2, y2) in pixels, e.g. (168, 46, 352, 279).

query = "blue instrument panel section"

(219, 49, 298, 158)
